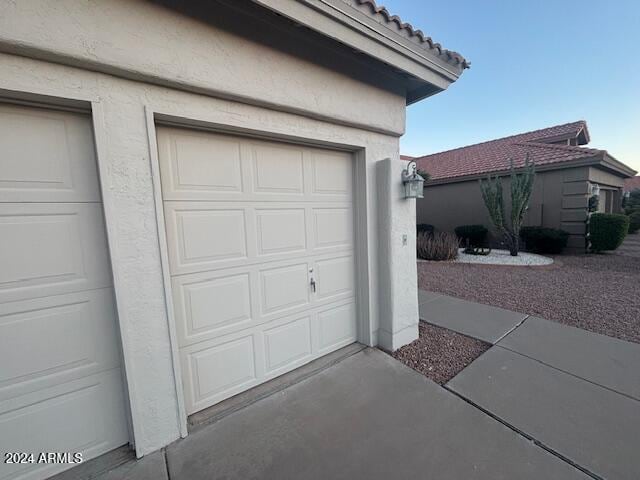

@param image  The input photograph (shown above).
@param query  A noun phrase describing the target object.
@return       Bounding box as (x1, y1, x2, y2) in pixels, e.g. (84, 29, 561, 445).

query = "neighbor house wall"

(0, 0, 415, 456)
(588, 167, 626, 214)
(416, 167, 593, 252)
(559, 167, 590, 251)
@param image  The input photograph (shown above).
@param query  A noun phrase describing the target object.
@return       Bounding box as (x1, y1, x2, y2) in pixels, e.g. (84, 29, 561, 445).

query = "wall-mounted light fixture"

(590, 183, 601, 196)
(401, 161, 424, 199)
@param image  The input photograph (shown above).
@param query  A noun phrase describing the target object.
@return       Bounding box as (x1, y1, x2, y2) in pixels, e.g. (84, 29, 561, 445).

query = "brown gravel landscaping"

(391, 322, 490, 385)
(417, 235, 640, 344)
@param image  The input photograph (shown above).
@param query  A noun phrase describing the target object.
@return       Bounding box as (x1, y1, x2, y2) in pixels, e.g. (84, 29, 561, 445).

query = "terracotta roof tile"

(624, 176, 640, 192)
(412, 121, 603, 181)
(351, 0, 469, 69)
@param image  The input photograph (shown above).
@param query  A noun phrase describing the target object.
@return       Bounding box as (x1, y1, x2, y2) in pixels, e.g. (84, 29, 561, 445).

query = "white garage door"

(156, 126, 358, 414)
(0, 104, 129, 480)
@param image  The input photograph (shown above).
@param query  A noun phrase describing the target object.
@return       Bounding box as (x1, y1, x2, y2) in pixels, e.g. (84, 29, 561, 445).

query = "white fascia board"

(250, 0, 461, 91)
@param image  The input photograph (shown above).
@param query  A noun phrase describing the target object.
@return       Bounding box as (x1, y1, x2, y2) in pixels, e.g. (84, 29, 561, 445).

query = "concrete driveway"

(62, 290, 640, 480)
(90, 347, 587, 480)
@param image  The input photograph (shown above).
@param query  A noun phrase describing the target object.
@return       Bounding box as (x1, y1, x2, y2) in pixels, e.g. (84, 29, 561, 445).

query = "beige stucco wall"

(0, 0, 407, 135)
(416, 166, 600, 252)
(0, 0, 418, 458)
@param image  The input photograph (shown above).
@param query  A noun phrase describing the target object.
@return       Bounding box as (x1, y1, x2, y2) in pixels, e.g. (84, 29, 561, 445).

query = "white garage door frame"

(145, 107, 372, 434)
(0, 90, 137, 465)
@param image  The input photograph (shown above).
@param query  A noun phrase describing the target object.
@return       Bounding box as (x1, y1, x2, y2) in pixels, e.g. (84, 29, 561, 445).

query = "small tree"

(479, 156, 536, 256)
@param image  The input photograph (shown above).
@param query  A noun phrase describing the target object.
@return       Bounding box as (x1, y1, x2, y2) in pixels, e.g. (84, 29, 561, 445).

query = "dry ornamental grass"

(417, 232, 459, 261)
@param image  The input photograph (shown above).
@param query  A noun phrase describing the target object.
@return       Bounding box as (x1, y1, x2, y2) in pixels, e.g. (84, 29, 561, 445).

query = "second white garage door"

(156, 126, 358, 414)
(0, 104, 129, 480)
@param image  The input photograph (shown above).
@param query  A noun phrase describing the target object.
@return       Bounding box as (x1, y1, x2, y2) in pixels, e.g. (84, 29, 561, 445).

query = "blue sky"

(383, 0, 640, 172)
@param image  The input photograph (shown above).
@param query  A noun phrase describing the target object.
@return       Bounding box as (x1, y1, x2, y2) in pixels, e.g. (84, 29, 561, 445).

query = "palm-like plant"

(479, 156, 535, 256)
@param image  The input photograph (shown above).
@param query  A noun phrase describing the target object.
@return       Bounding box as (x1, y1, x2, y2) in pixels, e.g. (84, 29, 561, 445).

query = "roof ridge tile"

(410, 121, 607, 181)
(353, 0, 469, 68)
(413, 120, 588, 161)
(515, 141, 603, 155)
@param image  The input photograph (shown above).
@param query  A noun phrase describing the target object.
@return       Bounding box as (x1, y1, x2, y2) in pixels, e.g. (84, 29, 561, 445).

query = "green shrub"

(454, 224, 488, 247)
(417, 224, 435, 235)
(629, 211, 640, 234)
(520, 227, 570, 254)
(624, 189, 640, 214)
(624, 205, 639, 216)
(416, 232, 459, 261)
(589, 213, 629, 252)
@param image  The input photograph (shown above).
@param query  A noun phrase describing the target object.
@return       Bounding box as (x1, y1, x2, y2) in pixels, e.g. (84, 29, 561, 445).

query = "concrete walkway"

(420, 289, 640, 480)
(418, 290, 527, 343)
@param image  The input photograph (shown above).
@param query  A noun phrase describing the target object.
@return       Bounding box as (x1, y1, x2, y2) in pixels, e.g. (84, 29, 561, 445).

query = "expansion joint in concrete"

(442, 384, 603, 480)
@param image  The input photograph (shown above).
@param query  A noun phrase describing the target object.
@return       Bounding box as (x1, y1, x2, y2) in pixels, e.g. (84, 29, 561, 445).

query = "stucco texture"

(0, 0, 406, 135)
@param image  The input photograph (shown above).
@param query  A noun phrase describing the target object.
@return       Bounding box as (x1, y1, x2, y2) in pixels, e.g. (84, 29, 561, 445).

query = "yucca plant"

(479, 156, 535, 256)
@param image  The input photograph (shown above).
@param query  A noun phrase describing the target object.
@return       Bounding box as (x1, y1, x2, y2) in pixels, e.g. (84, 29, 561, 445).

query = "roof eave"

(249, 0, 465, 103)
(599, 153, 637, 178)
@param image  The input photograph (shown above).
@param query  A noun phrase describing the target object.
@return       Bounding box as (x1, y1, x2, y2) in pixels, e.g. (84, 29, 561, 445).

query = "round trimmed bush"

(520, 227, 570, 254)
(589, 213, 629, 252)
(629, 211, 640, 234)
(454, 224, 488, 247)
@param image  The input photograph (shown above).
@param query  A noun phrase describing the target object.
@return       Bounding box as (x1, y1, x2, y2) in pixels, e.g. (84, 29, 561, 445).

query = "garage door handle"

(310, 277, 316, 293)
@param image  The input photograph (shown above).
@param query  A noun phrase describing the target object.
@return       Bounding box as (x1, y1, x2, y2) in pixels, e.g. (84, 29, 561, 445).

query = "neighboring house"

(411, 121, 636, 252)
(624, 175, 640, 193)
(0, 1, 467, 478)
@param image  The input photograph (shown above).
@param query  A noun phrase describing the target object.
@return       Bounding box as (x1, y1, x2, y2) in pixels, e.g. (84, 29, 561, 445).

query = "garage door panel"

(310, 150, 353, 196)
(171, 255, 357, 348)
(318, 302, 357, 353)
(251, 143, 304, 195)
(157, 127, 351, 203)
(0, 105, 101, 203)
(165, 205, 248, 271)
(259, 262, 310, 315)
(0, 289, 121, 400)
(178, 298, 357, 412)
(0, 203, 113, 303)
(0, 369, 128, 480)
(0, 211, 82, 287)
(263, 316, 312, 374)
(158, 128, 244, 198)
(173, 272, 253, 345)
(255, 208, 306, 256)
(183, 334, 259, 414)
(312, 207, 353, 250)
(165, 202, 353, 275)
(315, 256, 355, 301)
